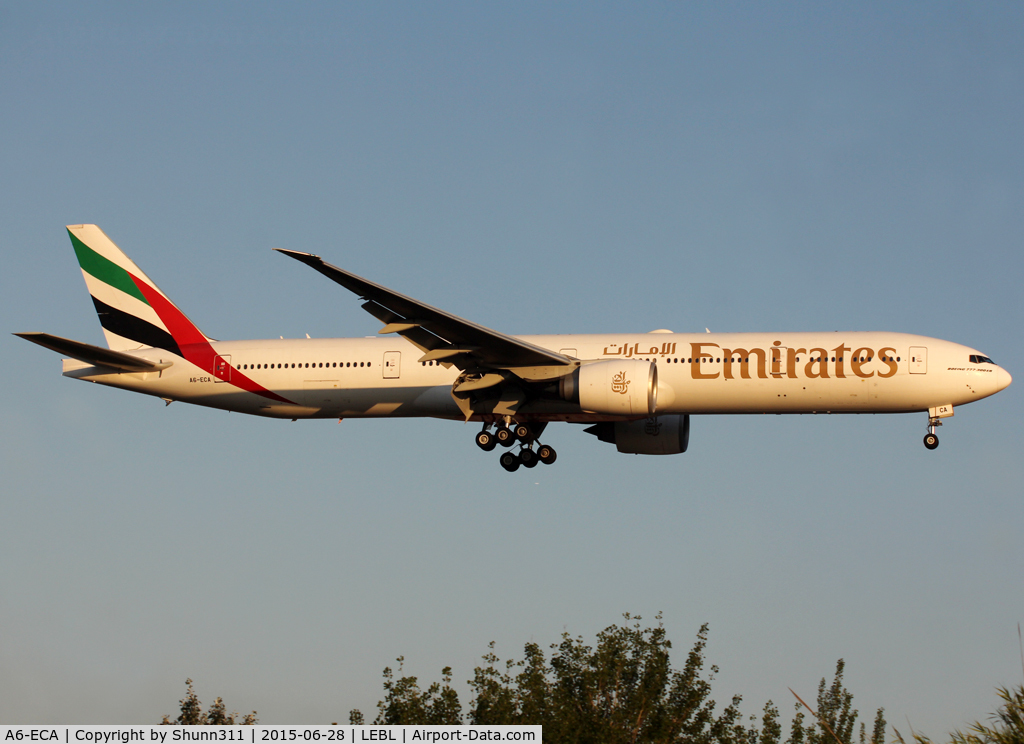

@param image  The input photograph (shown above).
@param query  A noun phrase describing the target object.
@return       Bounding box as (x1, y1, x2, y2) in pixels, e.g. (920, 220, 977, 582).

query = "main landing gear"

(476, 421, 557, 472)
(923, 416, 941, 450)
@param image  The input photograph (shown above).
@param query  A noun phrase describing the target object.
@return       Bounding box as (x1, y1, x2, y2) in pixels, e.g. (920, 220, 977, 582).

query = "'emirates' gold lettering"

(690, 343, 720, 379)
(805, 348, 830, 378)
(877, 347, 898, 378)
(598, 339, 900, 381)
(851, 347, 874, 378)
(787, 347, 807, 379)
(770, 341, 784, 377)
(832, 344, 851, 378)
(722, 348, 766, 379)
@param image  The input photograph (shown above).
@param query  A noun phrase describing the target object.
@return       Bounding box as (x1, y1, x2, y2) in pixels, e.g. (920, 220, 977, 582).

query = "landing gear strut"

(923, 417, 941, 450)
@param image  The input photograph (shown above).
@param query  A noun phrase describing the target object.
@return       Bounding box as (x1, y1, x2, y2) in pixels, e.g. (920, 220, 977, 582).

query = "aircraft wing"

(15, 332, 173, 372)
(274, 249, 573, 370)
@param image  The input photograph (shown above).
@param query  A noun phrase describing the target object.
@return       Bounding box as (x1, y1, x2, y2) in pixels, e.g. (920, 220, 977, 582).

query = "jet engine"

(584, 414, 690, 455)
(560, 359, 657, 417)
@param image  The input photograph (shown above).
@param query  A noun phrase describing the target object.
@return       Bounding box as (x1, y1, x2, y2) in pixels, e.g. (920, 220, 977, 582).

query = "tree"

(368, 657, 463, 725)
(351, 613, 877, 744)
(161, 679, 257, 725)
(787, 660, 885, 744)
(466, 613, 766, 743)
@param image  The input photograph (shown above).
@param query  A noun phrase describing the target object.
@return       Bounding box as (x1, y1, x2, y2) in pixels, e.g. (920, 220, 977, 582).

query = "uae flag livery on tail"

(67, 225, 290, 403)
(68, 224, 209, 356)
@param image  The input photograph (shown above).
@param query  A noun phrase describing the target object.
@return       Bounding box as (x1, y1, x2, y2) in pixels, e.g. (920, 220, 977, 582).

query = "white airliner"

(17, 225, 1012, 471)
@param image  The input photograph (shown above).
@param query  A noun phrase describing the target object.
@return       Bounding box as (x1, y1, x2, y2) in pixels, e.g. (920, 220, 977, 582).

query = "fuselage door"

(769, 346, 787, 377)
(909, 346, 927, 374)
(560, 348, 578, 358)
(213, 355, 231, 383)
(383, 351, 401, 379)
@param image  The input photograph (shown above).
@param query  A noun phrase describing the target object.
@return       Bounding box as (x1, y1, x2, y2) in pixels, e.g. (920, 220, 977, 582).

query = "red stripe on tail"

(131, 275, 294, 404)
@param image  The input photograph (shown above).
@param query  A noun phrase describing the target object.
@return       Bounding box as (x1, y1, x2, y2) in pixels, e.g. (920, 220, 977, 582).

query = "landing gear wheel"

(475, 430, 496, 451)
(514, 423, 532, 442)
(923, 433, 939, 450)
(520, 448, 539, 468)
(499, 451, 521, 472)
(537, 444, 557, 465)
(495, 426, 516, 447)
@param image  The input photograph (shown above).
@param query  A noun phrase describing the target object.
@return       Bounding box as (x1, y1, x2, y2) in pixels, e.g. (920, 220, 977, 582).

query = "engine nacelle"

(561, 359, 657, 417)
(585, 415, 690, 455)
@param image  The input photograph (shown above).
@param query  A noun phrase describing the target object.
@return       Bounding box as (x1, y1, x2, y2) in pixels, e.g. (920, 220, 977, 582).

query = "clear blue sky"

(2, 2, 1022, 730)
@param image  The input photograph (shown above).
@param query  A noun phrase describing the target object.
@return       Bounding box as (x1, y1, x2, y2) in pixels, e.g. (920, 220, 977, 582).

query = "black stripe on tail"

(91, 296, 183, 357)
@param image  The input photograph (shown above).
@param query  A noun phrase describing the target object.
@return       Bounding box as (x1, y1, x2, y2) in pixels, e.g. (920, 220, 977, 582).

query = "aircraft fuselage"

(62, 331, 1010, 421)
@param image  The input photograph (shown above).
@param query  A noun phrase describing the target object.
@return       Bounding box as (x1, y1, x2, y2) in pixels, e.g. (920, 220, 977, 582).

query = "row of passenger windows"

(240, 361, 372, 370)
(659, 356, 900, 363)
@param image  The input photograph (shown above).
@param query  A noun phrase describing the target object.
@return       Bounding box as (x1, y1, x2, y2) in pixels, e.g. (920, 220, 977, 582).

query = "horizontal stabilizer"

(14, 332, 172, 373)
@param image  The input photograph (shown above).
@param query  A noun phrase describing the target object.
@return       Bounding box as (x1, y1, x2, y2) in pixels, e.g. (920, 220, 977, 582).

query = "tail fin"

(67, 224, 211, 354)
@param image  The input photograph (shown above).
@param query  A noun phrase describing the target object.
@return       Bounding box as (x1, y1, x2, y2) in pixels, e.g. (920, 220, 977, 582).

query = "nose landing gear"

(923, 415, 942, 450)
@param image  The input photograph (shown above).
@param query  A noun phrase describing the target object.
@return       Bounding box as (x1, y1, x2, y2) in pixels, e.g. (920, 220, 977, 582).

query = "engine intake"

(560, 359, 657, 417)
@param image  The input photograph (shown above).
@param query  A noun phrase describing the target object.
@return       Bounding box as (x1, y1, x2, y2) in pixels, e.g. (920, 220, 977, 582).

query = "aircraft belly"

(294, 384, 453, 418)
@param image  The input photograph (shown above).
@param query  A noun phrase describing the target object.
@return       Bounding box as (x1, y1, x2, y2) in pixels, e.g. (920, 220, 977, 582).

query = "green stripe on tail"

(69, 229, 149, 304)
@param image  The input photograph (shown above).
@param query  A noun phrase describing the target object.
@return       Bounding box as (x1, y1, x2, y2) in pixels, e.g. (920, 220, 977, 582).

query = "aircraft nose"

(997, 366, 1012, 391)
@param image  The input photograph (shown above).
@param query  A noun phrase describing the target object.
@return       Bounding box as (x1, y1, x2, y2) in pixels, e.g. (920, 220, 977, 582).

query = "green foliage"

(161, 678, 257, 725)
(371, 657, 463, 725)
(788, 660, 885, 744)
(352, 613, 882, 744)
(896, 685, 1024, 744)
(466, 613, 769, 743)
(950, 685, 1024, 744)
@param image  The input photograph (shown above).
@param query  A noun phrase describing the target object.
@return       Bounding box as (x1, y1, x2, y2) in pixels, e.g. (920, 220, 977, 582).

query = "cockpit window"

(969, 354, 995, 364)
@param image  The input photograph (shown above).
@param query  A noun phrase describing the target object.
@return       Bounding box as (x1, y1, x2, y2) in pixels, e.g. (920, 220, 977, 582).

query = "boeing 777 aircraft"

(17, 225, 1012, 471)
